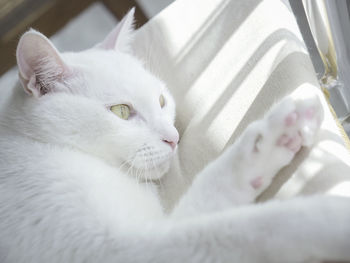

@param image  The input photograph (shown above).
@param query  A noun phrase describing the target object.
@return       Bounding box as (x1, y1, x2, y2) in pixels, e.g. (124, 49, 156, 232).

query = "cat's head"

(15, 9, 179, 180)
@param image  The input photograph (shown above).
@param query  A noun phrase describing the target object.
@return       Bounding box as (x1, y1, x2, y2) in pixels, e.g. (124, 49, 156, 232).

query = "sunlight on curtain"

(328, 181, 350, 197)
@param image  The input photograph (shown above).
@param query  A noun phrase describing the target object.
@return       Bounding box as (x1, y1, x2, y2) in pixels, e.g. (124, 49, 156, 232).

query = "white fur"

(0, 10, 350, 263)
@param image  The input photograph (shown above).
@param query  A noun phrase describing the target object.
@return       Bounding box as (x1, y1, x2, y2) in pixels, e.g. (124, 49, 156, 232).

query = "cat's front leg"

(172, 95, 323, 217)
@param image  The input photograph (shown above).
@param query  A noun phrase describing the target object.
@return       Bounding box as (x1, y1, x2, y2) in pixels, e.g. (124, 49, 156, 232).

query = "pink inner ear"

(16, 30, 70, 97)
(98, 8, 135, 51)
(17, 37, 36, 82)
(100, 25, 124, 50)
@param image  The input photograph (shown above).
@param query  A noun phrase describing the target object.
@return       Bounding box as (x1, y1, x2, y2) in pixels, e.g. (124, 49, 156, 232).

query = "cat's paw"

(267, 95, 323, 152)
(247, 95, 323, 191)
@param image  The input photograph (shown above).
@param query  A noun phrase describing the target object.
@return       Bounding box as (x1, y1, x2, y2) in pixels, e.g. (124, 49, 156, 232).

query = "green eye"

(110, 104, 130, 120)
(159, 94, 165, 108)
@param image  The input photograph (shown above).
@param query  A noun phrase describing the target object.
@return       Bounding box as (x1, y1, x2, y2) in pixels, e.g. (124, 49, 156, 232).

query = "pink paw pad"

(277, 134, 290, 146)
(277, 133, 302, 153)
(304, 107, 316, 120)
(250, 176, 263, 189)
(285, 112, 298, 127)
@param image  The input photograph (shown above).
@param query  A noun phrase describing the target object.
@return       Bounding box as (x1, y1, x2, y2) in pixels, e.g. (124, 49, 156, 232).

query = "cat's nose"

(162, 129, 179, 150)
(163, 139, 177, 150)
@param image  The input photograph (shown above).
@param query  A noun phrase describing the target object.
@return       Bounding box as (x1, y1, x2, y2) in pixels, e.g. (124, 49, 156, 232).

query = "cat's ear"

(97, 8, 135, 52)
(16, 29, 70, 97)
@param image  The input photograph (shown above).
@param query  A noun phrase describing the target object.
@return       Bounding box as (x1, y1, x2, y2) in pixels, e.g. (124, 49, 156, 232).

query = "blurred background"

(2, 0, 350, 137)
(0, 0, 174, 87)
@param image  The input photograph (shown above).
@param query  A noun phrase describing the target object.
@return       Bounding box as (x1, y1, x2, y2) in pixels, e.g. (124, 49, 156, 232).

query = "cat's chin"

(126, 161, 170, 181)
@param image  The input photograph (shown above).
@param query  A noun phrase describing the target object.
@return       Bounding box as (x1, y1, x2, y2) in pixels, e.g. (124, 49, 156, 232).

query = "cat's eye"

(159, 94, 165, 108)
(110, 104, 130, 120)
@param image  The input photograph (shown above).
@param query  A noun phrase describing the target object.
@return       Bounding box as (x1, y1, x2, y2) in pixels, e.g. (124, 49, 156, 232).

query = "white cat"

(0, 9, 349, 263)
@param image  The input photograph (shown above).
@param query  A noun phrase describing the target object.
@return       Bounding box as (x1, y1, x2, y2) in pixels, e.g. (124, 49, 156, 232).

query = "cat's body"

(0, 9, 350, 263)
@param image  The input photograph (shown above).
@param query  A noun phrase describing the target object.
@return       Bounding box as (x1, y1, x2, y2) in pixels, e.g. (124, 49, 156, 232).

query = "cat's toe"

(250, 176, 263, 189)
(277, 132, 302, 153)
(294, 96, 323, 147)
(270, 95, 323, 152)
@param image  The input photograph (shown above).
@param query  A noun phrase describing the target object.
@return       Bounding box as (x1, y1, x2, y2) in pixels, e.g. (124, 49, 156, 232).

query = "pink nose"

(163, 139, 177, 150)
(161, 126, 179, 150)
